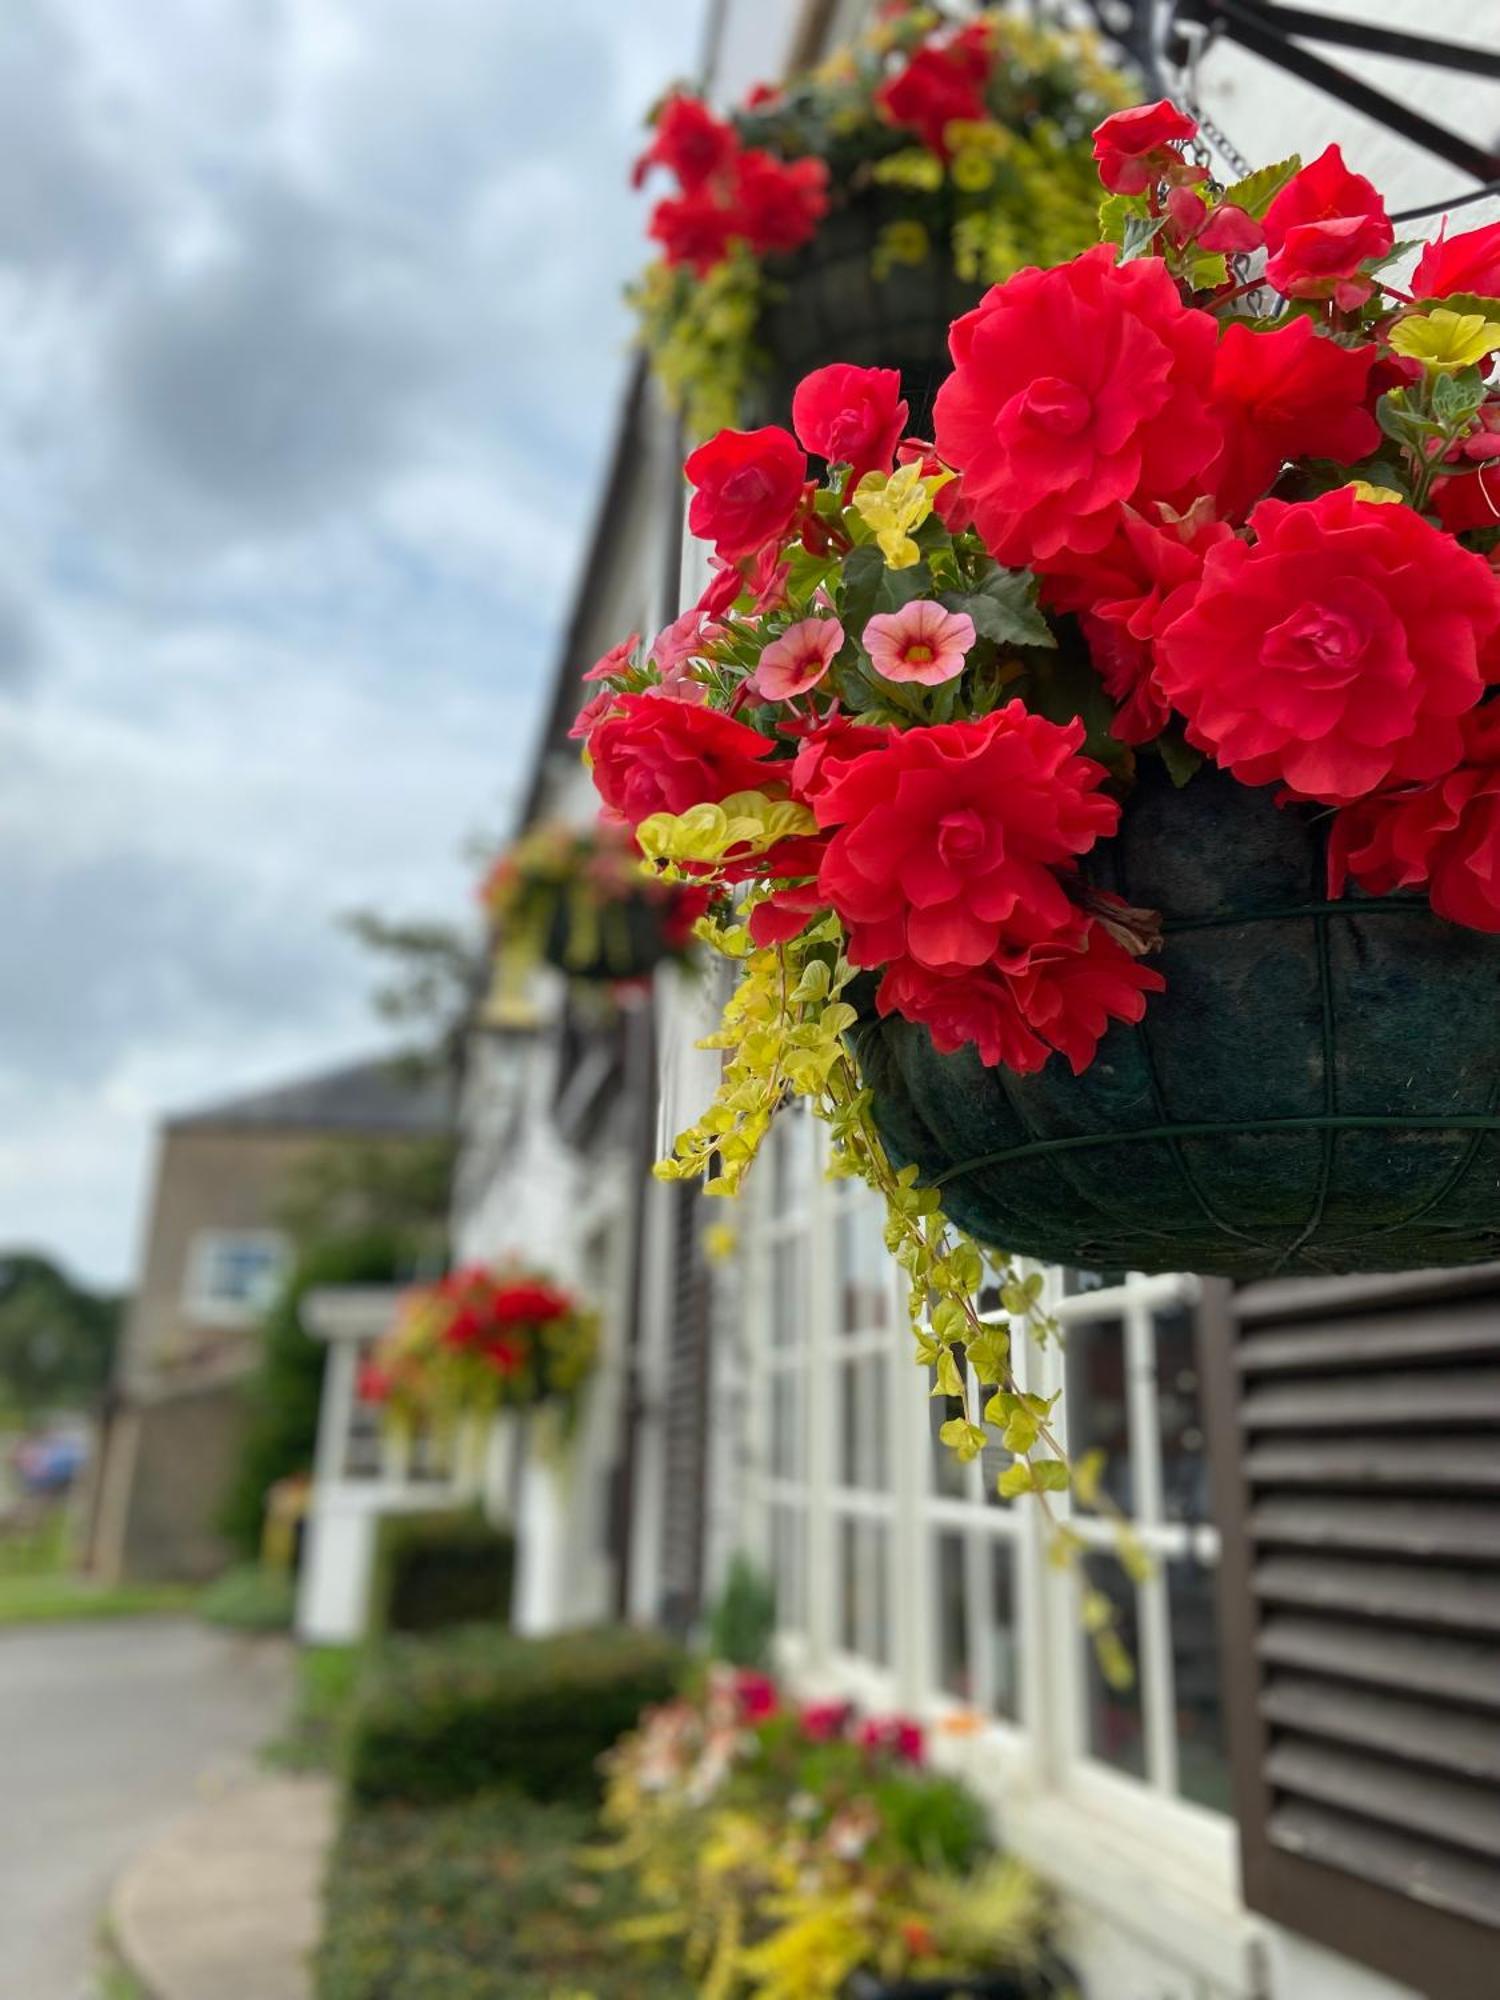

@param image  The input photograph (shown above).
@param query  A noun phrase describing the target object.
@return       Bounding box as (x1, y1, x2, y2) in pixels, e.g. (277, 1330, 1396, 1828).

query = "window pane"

(839, 1355, 888, 1490)
(770, 1237, 806, 1350)
(835, 1194, 890, 1336)
(989, 1541, 1020, 1722)
(838, 1517, 890, 1666)
(1155, 1305, 1210, 1524)
(769, 1503, 805, 1631)
(771, 1107, 815, 1217)
(928, 1373, 968, 1499)
(1064, 1318, 1132, 1511)
(1169, 1557, 1230, 1812)
(1082, 1553, 1145, 1779)
(769, 1369, 803, 1481)
(934, 1530, 972, 1700)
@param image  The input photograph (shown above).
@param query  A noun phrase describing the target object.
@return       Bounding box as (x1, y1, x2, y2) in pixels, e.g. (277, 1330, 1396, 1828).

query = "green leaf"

(1156, 730, 1203, 789)
(1097, 192, 1149, 246)
(1120, 214, 1167, 263)
(1432, 366, 1486, 429)
(1001, 1409, 1039, 1455)
(1428, 292, 1500, 321)
(933, 1348, 964, 1398)
(1221, 154, 1301, 219)
(945, 566, 1055, 650)
(1183, 250, 1229, 291)
(939, 1417, 987, 1464)
(1030, 1458, 1071, 1493)
(997, 1463, 1032, 1500)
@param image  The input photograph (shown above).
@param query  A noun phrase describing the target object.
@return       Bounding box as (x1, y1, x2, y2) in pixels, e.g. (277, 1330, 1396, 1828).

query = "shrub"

(707, 1550, 777, 1667)
(263, 1646, 362, 1775)
(345, 1624, 684, 1807)
(317, 1791, 694, 2000)
(197, 1562, 295, 1633)
(370, 1509, 514, 1636)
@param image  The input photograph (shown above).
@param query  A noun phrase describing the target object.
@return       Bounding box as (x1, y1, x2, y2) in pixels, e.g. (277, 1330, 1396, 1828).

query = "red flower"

(685, 425, 808, 561)
(799, 1700, 853, 1743)
(734, 1670, 779, 1721)
(1091, 100, 1199, 195)
(491, 1280, 571, 1325)
(1413, 218, 1500, 300)
(874, 27, 991, 157)
(1209, 318, 1380, 520)
(1008, 921, 1165, 1075)
(660, 884, 712, 950)
(649, 188, 738, 274)
(813, 703, 1117, 972)
(1435, 462, 1500, 536)
(933, 246, 1223, 567)
(588, 692, 776, 826)
(732, 150, 828, 257)
(634, 95, 737, 192)
(1044, 501, 1233, 745)
(788, 712, 890, 800)
(1262, 145, 1393, 308)
(747, 882, 827, 948)
(876, 956, 1053, 1072)
(357, 1360, 392, 1404)
(1155, 489, 1500, 805)
(854, 1714, 925, 1764)
(1329, 702, 1500, 931)
(792, 363, 908, 484)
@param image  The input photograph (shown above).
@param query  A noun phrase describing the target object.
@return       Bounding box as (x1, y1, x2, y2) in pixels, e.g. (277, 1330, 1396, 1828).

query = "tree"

(0, 1254, 122, 1419)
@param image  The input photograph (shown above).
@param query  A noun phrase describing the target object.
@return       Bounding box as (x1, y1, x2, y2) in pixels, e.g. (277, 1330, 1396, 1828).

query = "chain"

(1170, 11, 1254, 186)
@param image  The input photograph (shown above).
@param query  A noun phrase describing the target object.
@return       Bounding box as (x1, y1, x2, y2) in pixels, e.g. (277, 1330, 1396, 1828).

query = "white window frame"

(182, 1227, 289, 1327)
(737, 1107, 1255, 1982)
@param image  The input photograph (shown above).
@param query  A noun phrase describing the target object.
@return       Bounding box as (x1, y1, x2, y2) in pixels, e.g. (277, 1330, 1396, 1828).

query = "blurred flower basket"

(481, 820, 707, 989)
(359, 1264, 599, 1452)
(631, 4, 1130, 436)
(594, 1666, 1065, 1999)
(578, 109, 1500, 1512)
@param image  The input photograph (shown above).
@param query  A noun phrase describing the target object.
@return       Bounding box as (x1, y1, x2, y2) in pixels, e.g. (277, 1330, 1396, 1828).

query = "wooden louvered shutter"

(1199, 1270, 1500, 2000)
(657, 1180, 711, 1637)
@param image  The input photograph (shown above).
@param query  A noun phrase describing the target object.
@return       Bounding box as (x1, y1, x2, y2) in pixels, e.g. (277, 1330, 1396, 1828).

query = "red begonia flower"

(732, 150, 828, 256)
(792, 363, 908, 483)
(1413, 218, 1500, 300)
(1261, 145, 1393, 308)
(1091, 100, 1199, 195)
(1155, 489, 1500, 805)
(633, 95, 737, 192)
(1209, 317, 1380, 520)
(1329, 702, 1500, 931)
(813, 702, 1117, 972)
(932, 246, 1223, 568)
(685, 425, 808, 561)
(873, 24, 992, 157)
(587, 692, 777, 826)
(648, 188, 739, 274)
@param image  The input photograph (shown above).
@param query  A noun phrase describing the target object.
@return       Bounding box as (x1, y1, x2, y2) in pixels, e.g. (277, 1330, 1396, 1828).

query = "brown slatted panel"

(1254, 1555, 1500, 1632)
(1245, 1437, 1500, 1490)
(1260, 1677, 1500, 1782)
(1267, 1737, 1500, 1860)
(1258, 1615, 1500, 1712)
(1251, 1496, 1500, 1561)
(1270, 1800, 1500, 1931)
(1238, 1308, 1500, 1376)
(1242, 1370, 1500, 1429)
(657, 1181, 710, 1631)
(1201, 1272, 1500, 1995)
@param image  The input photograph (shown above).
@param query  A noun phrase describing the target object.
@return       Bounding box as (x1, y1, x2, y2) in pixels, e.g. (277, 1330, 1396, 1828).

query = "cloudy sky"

(0, 0, 702, 1286)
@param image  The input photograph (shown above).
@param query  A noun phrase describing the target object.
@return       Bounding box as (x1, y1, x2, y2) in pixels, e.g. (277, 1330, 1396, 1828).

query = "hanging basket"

(540, 892, 678, 984)
(757, 189, 985, 436)
(849, 762, 1500, 1282)
(844, 1960, 1073, 1999)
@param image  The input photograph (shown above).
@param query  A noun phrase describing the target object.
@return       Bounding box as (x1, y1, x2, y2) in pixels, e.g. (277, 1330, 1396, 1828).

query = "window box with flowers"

(631, 4, 1131, 439)
(578, 111, 1500, 1518)
(597, 1664, 1072, 1999)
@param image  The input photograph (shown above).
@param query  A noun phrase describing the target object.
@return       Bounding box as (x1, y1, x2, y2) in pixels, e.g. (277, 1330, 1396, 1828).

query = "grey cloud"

(111, 182, 435, 529)
(0, 9, 139, 271)
(0, 588, 44, 694)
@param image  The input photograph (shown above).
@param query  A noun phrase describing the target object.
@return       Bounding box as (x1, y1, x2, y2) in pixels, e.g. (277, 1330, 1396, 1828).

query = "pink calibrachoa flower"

(583, 633, 639, 683)
(863, 600, 976, 686)
(752, 615, 844, 699)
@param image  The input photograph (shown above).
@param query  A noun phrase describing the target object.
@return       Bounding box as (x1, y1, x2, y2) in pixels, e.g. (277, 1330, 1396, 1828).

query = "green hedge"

(317, 1791, 693, 2000)
(197, 1562, 296, 1633)
(345, 1624, 684, 1808)
(370, 1509, 514, 1636)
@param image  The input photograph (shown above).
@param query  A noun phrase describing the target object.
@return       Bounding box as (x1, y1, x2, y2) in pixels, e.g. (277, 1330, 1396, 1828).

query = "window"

(741, 1115, 1230, 1833)
(183, 1230, 289, 1326)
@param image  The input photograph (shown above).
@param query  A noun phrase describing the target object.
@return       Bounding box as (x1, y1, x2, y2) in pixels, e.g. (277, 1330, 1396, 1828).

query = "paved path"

(0, 1618, 291, 2000)
(114, 1772, 336, 2000)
